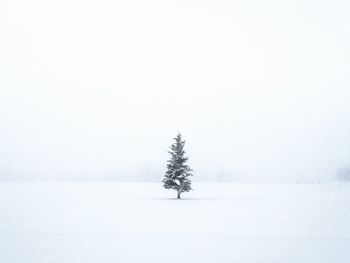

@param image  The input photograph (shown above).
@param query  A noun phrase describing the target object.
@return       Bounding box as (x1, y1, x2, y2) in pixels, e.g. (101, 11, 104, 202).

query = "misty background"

(0, 0, 349, 182)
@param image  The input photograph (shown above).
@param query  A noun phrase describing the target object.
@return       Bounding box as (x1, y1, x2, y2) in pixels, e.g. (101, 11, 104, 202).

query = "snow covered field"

(0, 182, 349, 263)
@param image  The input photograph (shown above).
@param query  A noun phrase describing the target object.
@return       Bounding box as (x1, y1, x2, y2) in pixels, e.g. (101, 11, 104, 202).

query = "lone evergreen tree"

(162, 133, 193, 199)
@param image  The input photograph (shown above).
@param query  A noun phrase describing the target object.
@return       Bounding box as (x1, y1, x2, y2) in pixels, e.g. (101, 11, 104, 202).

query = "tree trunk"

(177, 190, 181, 199)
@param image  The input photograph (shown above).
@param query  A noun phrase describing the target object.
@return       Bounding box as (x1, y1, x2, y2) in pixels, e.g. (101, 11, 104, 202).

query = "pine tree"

(162, 133, 193, 199)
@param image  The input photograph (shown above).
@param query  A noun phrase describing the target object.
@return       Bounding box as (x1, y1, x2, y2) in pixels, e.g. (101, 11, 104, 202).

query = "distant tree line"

(336, 167, 350, 181)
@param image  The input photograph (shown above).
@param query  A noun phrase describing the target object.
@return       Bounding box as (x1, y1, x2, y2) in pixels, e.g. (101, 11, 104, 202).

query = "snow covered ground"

(0, 182, 349, 263)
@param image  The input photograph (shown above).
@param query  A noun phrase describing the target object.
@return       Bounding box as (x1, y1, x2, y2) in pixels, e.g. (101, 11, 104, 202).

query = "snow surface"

(0, 182, 349, 263)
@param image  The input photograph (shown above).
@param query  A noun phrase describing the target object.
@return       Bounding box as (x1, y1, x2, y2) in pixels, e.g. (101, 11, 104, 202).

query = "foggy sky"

(1, 0, 349, 182)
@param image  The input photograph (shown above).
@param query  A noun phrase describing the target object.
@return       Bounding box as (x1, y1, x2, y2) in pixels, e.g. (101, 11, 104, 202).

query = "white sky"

(0, 0, 349, 181)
